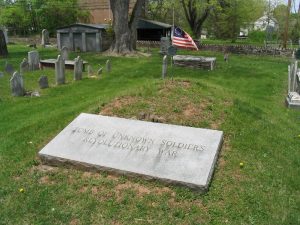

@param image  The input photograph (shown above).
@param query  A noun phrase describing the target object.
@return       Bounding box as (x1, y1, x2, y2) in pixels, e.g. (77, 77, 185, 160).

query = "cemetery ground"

(0, 44, 299, 225)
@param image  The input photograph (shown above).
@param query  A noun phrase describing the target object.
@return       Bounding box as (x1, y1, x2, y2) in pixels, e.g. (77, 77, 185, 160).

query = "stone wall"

(137, 40, 295, 57)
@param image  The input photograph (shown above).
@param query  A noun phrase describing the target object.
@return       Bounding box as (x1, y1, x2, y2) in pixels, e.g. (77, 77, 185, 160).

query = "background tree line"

(0, 0, 90, 36)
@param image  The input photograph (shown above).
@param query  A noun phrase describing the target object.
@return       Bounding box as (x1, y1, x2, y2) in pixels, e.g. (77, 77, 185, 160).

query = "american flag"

(172, 26, 198, 51)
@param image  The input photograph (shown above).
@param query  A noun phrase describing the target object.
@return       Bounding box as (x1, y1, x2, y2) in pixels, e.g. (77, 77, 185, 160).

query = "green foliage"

(0, 0, 90, 35)
(208, 0, 266, 41)
(248, 31, 265, 42)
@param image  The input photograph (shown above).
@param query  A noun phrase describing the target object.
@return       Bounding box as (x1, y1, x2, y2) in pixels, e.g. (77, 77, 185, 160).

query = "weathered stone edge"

(38, 152, 208, 193)
(286, 97, 300, 109)
(203, 132, 224, 192)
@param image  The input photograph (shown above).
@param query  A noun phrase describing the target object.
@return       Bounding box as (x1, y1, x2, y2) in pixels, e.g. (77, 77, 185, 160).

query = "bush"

(248, 31, 266, 43)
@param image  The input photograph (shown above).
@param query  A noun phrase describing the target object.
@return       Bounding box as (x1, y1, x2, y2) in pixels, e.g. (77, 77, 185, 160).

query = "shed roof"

(137, 19, 172, 29)
(57, 23, 109, 31)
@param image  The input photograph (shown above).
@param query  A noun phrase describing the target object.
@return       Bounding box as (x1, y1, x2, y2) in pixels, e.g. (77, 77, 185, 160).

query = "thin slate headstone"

(87, 65, 93, 77)
(74, 56, 83, 81)
(5, 62, 14, 75)
(39, 113, 224, 192)
(55, 55, 65, 85)
(28, 51, 40, 71)
(0, 72, 4, 78)
(38, 75, 49, 89)
(20, 58, 29, 74)
(97, 67, 103, 76)
(160, 37, 171, 55)
(162, 55, 167, 79)
(106, 60, 111, 73)
(167, 46, 177, 56)
(10, 72, 25, 96)
(61, 46, 69, 60)
(41, 29, 50, 47)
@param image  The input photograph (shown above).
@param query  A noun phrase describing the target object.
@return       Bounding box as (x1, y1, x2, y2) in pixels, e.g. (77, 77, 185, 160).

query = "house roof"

(137, 19, 172, 29)
(57, 23, 109, 30)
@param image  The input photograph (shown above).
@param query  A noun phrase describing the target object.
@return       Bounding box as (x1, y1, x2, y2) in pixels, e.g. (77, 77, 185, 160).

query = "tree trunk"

(110, 0, 145, 54)
(0, 30, 8, 58)
(181, 0, 211, 39)
(110, 0, 132, 54)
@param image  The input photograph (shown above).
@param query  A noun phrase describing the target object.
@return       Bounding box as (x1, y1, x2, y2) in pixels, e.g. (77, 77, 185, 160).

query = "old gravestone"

(61, 46, 69, 60)
(10, 72, 25, 96)
(106, 60, 111, 73)
(87, 65, 93, 77)
(0, 27, 8, 44)
(162, 55, 167, 79)
(5, 62, 14, 75)
(0, 72, 4, 78)
(38, 75, 49, 89)
(28, 51, 40, 71)
(160, 37, 171, 55)
(41, 29, 50, 47)
(39, 113, 223, 191)
(20, 58, 29, 74)
(97, 67, 103, 76)
(74, 56, 83, 81)
(55, 55, 65, 85)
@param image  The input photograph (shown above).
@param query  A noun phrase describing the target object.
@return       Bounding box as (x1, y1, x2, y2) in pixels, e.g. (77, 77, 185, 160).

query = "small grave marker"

(39, 75, 49, 89)
(5, 62, 14, 75)
(55, 55, 65, 85)
(74, 56, 83, 81)
(162, 55, 167, 79)
(61, 46, 69, 60)
(20, 58, 29, 74)
(28, 51, 40, 71)
(106, 60, 111, 73)
(10, 72, 25, 96)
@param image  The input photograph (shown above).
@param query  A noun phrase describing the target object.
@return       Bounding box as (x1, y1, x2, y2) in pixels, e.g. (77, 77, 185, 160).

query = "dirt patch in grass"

(39, 175, 55, 185)
(32, 165, 58, 173)
(100, 96, 138, 116)
(69, 219, 80, 225)
(115, 180, 176, 200)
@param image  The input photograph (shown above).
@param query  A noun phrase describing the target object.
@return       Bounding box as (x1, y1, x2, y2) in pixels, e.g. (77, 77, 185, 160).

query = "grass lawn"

(0, 44, 299, 225)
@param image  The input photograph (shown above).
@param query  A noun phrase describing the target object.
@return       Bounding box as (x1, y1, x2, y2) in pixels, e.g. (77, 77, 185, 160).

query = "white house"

(253, 15, 278, 31)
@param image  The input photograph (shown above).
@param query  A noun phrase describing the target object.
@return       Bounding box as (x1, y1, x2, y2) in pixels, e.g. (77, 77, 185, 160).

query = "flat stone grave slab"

(40, 59, 88, 71)
(39, 113, 223, 191)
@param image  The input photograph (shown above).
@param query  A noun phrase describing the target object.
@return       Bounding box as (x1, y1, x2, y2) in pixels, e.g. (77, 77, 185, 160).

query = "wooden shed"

(137, 19, 172, 41)
(56, 23, 111, 52)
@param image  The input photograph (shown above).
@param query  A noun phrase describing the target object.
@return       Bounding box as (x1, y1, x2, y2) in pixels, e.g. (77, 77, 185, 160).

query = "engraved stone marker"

(74, 56, 83, 81)
(61, 46, 69, 60)
(28, 51, 40, 71)
(39, 75, 49, 89)
(0, 72, 4, 78)
(39, 113, 223, 191)
(55, 55, 65, 85)
(10, 72, 25, 96)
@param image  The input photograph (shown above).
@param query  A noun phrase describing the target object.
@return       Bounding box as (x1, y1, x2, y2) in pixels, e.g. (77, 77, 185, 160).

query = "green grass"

(0, 44, 299, 225)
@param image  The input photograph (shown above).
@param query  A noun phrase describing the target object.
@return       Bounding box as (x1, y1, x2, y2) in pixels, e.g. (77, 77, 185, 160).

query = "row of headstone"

(10, 72, 49, 96)
(87, 60, 111, 77)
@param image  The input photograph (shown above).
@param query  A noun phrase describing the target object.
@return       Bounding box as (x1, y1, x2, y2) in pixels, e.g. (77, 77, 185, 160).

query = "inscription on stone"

(39, 113, 223, 191)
